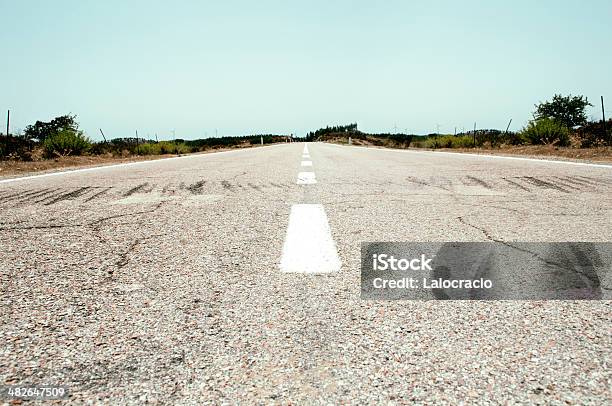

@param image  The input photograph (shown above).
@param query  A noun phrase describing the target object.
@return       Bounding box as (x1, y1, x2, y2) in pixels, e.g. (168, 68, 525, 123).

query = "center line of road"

(303, 145, 309, 154)
(280, 204, 341, 273)
(301, 161, 313, 167)
(297, 171, 316, 184)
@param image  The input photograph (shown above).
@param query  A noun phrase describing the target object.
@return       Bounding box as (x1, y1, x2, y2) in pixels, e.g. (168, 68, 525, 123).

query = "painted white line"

(301, 161, 313, 167)
(0, 144, 290, 185)
(280, 204, 341, 273)
(303, 144, 309, 154)
(325, 143, 612, 169)
(302, 154, 310, 159)
(297, 171, 316, 184)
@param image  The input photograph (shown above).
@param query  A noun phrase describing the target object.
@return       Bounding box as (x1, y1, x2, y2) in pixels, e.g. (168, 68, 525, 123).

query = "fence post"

(602, 96, 608, 144)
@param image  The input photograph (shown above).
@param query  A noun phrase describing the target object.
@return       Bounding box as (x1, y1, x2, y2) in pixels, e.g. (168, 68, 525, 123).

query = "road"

(1, 143, 611, 404)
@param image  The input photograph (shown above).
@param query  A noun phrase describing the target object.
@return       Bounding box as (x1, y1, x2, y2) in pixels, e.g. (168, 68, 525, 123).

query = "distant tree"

(24, 114, 79, 141)
(534, 94, 592, 129)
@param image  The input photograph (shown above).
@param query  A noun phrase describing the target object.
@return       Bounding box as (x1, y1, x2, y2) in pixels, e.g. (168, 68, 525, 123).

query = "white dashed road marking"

(297, 172, 316, 184)
(303, 145, 309, 154)
(301, 161, 313, 167)
(280, 204, 341, 273)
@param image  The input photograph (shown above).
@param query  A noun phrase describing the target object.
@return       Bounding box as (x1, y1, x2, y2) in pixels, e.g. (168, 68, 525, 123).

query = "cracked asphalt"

(1, 143, 611, 404)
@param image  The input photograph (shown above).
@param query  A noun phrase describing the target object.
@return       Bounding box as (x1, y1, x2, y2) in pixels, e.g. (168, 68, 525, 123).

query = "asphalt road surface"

(1, 143, 611, 404)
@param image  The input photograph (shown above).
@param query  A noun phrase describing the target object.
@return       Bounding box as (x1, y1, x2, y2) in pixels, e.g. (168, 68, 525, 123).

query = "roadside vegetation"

(1, 93, 610, 167)
(312, 94, 611, 155)
(305, 123, 414, 148)
(0, 114, 289, 162)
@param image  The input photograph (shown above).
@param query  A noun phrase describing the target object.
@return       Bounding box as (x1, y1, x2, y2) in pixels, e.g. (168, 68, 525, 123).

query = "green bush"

(175, 143, 192, 154)
(521, 118, 570, 146)
(157, 141, 176, 154)
(425, 135, 474, 148)
(450, 135, 474, 148)
(43, 130, 91, 157)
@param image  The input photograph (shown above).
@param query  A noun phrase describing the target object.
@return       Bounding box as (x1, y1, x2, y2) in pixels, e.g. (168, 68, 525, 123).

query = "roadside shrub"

(386, 133, 413, 146)
(425, 135, 474, 149)
(451, 135, 474, 148)
(175, 143, 192, 154)
(43, 130, 91, 157)
(425, 136, 443, 149)
(574, 119, 611, 147)
(521, 118, 570, 146)
(158, 141, 176, 154)
(135, 143, 157, 155)
(0, 135, 35, 160)
(503, 131, 527, 145)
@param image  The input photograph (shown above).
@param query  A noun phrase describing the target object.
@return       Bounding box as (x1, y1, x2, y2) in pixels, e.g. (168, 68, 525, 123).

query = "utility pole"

(505, 119, 512, 133)
(155, 133, 158, 143)
(99, 128, 107, 143)
(454, 127, 457, 136)
(260, 135, 263, 145)
(473, 122, 477, 147)
(602, 96, 608, 143)
(2, 109, 8, 158)
(135, 130, 140, 155)
(172, 129, 178, 155)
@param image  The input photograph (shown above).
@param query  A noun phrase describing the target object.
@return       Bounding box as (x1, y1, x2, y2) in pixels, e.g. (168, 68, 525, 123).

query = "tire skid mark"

(568, 176, 599, 186)
(0, 190, 35, 202)
(123, 183, 149, 197)
(269, 182, 288, 189)
(464, 175, 492, 189)
(520, 176, 569, 193)
(550, 177, 582, 190)
(558, 176, 593, 187)
(33, 189, 68, 204)
(574, 175, 612, 186)
(406, 176, 451, 191)
(247, 182, 263, 192)
(221, 180, 234, 192)
(502, 177, 531, 192)
(84, 187, 113, 202)
(406, 176, 430, 187)
(45, 187, 93, 205)
(1, 188, 51, 203)
(186, 180, 206, 195)
(15, 188, 59, 202)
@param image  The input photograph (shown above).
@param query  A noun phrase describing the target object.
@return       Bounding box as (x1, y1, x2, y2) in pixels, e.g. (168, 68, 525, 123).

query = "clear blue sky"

(2, 0, 611, 140)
